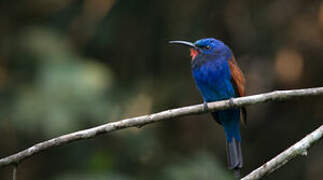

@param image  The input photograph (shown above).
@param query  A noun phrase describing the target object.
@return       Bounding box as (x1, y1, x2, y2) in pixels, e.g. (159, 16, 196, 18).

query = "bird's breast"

(192, 59, 230, 84)
(192, 59, 234, 101)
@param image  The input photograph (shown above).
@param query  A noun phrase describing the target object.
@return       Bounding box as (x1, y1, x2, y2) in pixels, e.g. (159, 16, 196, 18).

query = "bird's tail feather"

(226, 138, 243, 177)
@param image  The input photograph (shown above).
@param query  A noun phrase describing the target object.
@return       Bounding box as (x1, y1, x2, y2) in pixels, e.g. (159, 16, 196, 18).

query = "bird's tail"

(226, 138, 243, 177)
(213, 110, 243, 177)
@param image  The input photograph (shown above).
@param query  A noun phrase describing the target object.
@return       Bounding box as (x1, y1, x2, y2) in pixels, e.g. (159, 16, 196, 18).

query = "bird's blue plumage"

(170, 37, 245, 173)
(191, 38, 241, 142)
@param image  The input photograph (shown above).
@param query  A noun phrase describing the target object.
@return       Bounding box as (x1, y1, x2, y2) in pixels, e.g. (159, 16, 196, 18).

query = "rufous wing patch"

(228, 56, 245, 96)
(228, 56, 247, 125)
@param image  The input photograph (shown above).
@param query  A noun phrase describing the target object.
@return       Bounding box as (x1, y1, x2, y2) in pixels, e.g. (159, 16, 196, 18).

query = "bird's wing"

(228, 56, 247, 125)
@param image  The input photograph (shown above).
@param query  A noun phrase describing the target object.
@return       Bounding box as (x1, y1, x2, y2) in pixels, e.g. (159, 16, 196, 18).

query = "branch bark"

(0, 87, 323, 169)
(241, 125, 323, 180)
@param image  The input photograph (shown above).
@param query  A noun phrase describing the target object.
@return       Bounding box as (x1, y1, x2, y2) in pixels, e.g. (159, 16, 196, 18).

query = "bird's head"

(170, 38, 231, 60)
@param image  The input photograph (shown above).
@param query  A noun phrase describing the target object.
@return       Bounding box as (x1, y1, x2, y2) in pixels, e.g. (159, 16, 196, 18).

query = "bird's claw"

(228, 98, 234, 107)
(203, 101, 209, 111)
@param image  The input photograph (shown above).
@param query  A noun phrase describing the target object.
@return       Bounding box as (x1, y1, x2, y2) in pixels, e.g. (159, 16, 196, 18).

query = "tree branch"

(0, 87, 323, 168)
(241, 125, 323, 180)
(12, 164, 17, 180)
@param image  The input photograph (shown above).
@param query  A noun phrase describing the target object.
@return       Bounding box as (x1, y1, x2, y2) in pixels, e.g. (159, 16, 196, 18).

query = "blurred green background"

(1, 0, 323, 179)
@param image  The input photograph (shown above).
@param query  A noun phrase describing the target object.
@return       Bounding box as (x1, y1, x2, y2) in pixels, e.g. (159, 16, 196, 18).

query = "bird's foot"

(228, 98, 235, 107)
(203, 101, 209, 111)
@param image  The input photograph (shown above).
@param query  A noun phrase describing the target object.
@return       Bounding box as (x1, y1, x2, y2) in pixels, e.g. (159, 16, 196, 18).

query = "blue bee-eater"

(170, 38, 246, 176)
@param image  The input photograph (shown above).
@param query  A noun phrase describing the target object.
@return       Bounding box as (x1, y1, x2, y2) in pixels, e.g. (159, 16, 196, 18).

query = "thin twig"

(241, 125, 323, 180)
(0, 87, 323, 168)
(12, 164, 17, 180)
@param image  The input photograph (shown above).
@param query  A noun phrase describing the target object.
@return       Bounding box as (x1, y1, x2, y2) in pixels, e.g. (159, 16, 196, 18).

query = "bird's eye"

(205, 45, 211, 50)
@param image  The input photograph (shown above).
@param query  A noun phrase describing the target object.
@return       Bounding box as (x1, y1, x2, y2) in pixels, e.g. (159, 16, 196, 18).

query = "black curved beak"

(169, 40, 197, 49)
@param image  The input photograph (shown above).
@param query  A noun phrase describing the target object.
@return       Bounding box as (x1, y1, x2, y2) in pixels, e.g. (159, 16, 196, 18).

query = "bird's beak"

(169, 41, 197, 49)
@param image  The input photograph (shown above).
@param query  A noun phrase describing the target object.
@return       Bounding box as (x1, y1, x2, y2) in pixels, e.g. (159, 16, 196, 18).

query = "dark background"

(0, 0, 323, 179)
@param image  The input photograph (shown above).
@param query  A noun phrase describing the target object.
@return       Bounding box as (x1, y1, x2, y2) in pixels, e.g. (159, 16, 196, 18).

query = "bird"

(170, 38, 246, 177)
